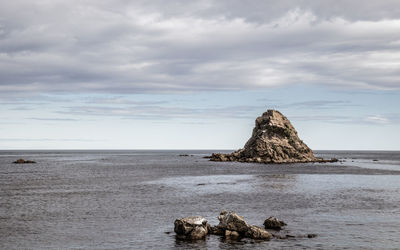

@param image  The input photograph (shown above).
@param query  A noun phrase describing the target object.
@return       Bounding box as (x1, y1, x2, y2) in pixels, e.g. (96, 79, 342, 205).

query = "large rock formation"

(210, 110, 336, 163)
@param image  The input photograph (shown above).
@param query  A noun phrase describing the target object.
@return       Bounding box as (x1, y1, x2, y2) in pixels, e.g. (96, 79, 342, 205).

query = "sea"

(1, 150, 399, 249)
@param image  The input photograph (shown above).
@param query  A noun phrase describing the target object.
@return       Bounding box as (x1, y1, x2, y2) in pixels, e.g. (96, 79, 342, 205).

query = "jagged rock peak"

(210, 109, 337, 164)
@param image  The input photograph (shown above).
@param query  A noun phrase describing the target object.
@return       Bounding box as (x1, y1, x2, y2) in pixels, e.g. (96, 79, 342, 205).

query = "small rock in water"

(263, 216, 287, 230)
(217, 210, 249, 233)
(307, 233, 317, 238)
(245, 225, 272, 240)
(174, 216, 210, 240)
(13, 159, 36, 164)
(210, 210, 271, 240)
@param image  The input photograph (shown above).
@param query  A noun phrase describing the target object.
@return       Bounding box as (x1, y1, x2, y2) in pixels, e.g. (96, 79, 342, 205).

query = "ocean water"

(0, 150, 399, 249)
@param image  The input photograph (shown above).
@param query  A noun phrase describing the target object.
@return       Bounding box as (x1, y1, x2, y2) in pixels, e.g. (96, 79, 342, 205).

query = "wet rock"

(209, 110, 335, 163)
(13, 159, 36, 164)
(217, 210, 249, 233)
(174, 216, 210, 240)
(211, 210, 271, 241)
(225, 230, 240, 238)
(210, 225, 225, 235)
(263, 216, 287, 230)
(245, 225, 272, 240)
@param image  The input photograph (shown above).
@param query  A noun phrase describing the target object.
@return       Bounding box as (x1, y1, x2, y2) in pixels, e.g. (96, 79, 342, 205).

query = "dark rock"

(307, 233, 317, 238)
(373, 159, 379, 161)
(13, 159, 36, 164)
(174, 216, 210, 240)
(208, 110, 334, 163)
(210, 225, 225, 235)
(263, 216, 287, 230)
(245, 225, 272, 240)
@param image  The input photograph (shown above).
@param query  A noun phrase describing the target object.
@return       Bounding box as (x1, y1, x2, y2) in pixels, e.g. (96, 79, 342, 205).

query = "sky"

(0, 0, 399, 150)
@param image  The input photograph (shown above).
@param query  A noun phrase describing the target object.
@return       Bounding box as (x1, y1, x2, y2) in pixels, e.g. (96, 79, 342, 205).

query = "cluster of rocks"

(174, 210, 298, 241)
(210, 210, 271, 240)
(13, 159, 36, 164)
(209, 110, 338, 164)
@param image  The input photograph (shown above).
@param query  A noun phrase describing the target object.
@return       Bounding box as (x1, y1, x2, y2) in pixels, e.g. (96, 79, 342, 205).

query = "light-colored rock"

(174, 216, 210, 240)
(209, 110, 337, 163)
(217, 210, 249, 233)
(209, 210, 271, 241)
(225, 230, 240, 238)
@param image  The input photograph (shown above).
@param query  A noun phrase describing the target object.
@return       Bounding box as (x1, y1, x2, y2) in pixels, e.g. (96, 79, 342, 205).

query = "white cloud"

(365, 115, 390, 124)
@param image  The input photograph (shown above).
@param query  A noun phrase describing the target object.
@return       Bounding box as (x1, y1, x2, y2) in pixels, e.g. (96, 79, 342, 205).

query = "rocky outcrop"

(174, 216, 210, 240)
(210, 110, 338, 164)
(210, 210, 271, 240)
(174, 211, 317, 242)
(13, 159, 36, 164)
(263, 217, 287, 230)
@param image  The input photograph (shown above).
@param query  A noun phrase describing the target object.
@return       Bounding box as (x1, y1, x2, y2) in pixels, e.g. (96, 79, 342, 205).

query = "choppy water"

(1, 150, 399, 249)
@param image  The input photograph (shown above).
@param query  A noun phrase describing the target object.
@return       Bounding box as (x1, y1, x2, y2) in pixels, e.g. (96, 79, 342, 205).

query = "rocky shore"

(209, 110, 338, 164)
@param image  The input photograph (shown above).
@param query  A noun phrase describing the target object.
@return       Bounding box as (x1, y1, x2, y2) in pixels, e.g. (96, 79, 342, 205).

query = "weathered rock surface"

(210, 210, 271, 240)
(245, 225, 272, 240)
(263, 216, 287, 230)
(217, 210, 249, 233)
(210, 110, 337, 164)
(174, 216, 210, 240)
(13, 159, 36, 164)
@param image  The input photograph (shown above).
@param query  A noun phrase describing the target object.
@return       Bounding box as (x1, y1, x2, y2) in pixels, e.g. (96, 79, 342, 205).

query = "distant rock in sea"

(13, 159, 36, 164)
(209, 110, 337, 164)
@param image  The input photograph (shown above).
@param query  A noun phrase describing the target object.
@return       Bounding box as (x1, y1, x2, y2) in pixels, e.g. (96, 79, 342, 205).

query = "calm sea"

(1, 150, 399, 249)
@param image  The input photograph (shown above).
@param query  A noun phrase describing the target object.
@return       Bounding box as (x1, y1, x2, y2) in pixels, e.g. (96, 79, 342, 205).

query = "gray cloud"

(282, 100, 358, 109)
(1, 0, 400, 97)
(58, 104, 260, 120)
(0, 138, 103, 142)
(28, 117, 78, 121)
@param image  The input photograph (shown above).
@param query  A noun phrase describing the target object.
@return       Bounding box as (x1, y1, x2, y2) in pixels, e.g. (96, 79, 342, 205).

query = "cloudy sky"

(1, 0, 399, 150)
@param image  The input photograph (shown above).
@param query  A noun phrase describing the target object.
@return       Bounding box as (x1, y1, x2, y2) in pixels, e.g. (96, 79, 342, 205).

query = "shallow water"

(0, 150, 399, 249)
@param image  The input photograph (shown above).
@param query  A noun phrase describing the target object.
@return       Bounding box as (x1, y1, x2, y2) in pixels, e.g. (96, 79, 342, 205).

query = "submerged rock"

(245, 225, 272, 240)
(263, 217, 287, 230)
(174, 216, 210, 240)
(13, 159, 36, 164)
(209, 110, 337, 164)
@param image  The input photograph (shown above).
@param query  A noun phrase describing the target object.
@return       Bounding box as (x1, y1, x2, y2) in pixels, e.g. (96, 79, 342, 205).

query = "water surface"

(0, 150, 399, 249)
